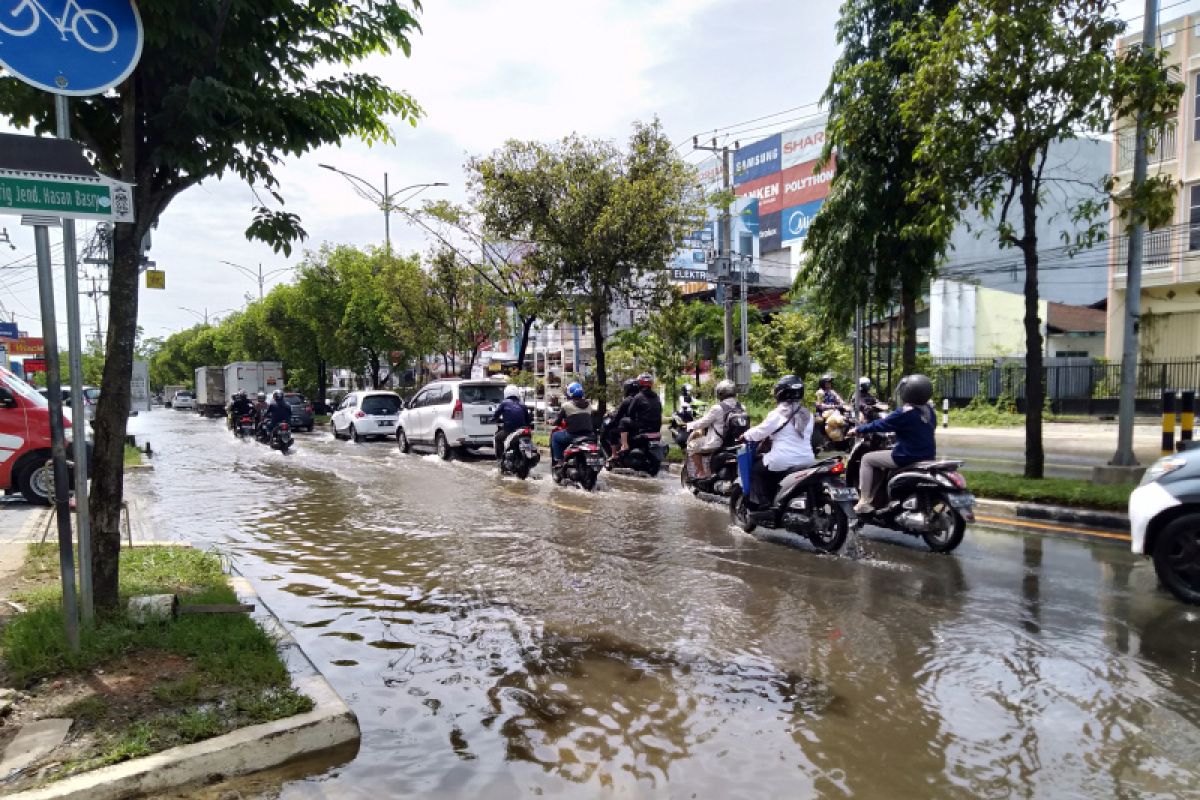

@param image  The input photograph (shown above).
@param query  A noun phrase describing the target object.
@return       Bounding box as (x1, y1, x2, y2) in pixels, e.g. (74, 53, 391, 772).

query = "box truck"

(224, 362, 284, 400)
(194, 366, 227, 417)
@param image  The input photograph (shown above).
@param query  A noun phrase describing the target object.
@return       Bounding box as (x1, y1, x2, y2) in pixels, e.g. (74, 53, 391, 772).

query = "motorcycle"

(843, 431, 974, 553)
(728, 449, 859, 554)
(599, 415, 668, 477)
(811, 405, 853, 454)
(680, 408, 751, 503)
(233, 414, 256, 439)
(256, 420, 293, 453)
(497, 424, 540, 480)
(552, 430, 605, 491)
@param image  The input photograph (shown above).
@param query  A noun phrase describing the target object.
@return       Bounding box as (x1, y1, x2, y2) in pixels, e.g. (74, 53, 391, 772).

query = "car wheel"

(436, 431, 453, 461)
(397, 428, 411, 454)
(17, 459, 54, 506)
(350, 424, 362, 443)
(1153, 513, 1200, 605)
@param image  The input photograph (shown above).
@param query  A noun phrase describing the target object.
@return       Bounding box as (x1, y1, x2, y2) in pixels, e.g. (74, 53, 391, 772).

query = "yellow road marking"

(975, 513, 1130, 542)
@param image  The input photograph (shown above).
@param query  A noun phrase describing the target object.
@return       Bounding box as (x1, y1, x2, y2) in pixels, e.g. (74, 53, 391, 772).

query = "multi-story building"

(1107, 15, 1200, 361)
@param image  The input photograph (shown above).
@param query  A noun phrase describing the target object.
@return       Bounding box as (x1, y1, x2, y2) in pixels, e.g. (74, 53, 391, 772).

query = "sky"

(0, 0, 1181, 343)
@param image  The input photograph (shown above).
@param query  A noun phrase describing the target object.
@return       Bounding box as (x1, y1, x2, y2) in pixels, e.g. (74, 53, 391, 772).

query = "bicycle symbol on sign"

(0, 0, 118, 53)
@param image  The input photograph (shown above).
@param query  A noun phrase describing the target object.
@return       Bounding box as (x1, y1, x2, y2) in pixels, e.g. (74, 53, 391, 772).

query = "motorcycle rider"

(853, 376, 879, 422)
(814, 374, 846, 413)
(262, 389, 292, 437)
(678, 384, 697, 418)
(848, 373, 937, 514)
(615, 373, 663, 460)
(742, 375, 816, 508)
(491, 384, 532, 464)
(551, 382, 594, 466)
(252, 391, 269, 425)
(686, 379, 742, 480)
(607, 379, 641, 451)
(228, 391, 253, 430)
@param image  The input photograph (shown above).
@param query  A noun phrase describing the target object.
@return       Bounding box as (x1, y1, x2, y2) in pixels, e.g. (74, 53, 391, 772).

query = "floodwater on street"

(127, 409, 1200, 799)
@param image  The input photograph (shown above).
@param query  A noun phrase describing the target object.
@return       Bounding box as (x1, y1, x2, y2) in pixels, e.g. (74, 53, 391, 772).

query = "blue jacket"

(856, 403, 936, 465)
(266, 399, 292, 426)
(492, 397, 531, 432)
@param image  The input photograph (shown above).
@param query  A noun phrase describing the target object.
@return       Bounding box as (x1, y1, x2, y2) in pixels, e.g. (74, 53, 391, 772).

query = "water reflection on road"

(128, 410, 1200, 798)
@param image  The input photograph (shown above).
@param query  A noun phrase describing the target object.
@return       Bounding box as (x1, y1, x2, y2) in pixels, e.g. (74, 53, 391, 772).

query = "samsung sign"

(781, 200, 824, 243)
(732, 134, 781, 186)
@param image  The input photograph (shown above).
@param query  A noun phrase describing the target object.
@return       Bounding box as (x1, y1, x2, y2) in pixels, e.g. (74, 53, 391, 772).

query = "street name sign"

(0, 0, 144, 96)
(0, 169, 133, 222)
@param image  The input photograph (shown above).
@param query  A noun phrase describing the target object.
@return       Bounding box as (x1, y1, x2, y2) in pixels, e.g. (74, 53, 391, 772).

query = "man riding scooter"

(228, 390, 253, 430)
(492, 384, 532, 465)
(613, 373, 662, 464)
(848, 374, 937, 515)
(742, 375, 817, 509)
(551, 382, 594, 466)
(261, 389, 292, 438)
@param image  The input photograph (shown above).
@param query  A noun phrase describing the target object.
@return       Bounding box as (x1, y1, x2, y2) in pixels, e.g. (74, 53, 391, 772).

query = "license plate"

(947, 493, 975, 508)
(478, 415, 493, 423)
(377, 420, 392, 427)
(828, 487, 858, 501)
(585, 456, 605, 467)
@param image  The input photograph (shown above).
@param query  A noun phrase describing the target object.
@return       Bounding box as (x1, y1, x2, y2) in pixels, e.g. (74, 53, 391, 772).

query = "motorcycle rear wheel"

(729, 487, 757, 533)
(922, 498, 965, 553)
(808, 500, 849, 554)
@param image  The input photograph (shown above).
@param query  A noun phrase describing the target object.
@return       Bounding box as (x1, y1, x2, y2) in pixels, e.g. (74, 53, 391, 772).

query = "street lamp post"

(219, 260, 292, 301)
(179, 306, 235, 326)
(318, 163, 447, 254)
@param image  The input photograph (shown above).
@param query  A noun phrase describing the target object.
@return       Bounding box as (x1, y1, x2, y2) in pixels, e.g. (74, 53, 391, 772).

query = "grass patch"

(123, 444, 143, 467)
(313, 414, 331, 425)
(964, 470, 1135, 511)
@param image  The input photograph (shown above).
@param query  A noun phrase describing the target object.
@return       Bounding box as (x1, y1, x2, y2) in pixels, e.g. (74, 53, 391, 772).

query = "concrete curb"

(974, 497, 1130, 534)
(8, 574, 360, 800)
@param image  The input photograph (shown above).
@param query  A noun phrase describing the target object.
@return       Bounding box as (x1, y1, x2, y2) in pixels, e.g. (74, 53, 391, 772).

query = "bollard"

(1181, 390, 1196, 449)
(1162, 389, 1177, 456)
(942, 398, 949, 429)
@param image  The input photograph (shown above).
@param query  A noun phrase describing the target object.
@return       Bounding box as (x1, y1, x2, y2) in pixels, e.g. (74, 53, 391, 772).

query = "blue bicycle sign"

(0, 0, 142, 96)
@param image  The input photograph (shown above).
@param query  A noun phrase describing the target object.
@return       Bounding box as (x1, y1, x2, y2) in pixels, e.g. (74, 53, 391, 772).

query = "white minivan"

(332, 390, 403, 442)
(397, 379, 506, 459)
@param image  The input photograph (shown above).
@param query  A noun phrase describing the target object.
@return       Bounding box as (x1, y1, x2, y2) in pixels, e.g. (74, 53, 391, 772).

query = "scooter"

(728, 447, 859, 554)
(497, 424, 539, 480)
(552, 429, 605, 491)
(843, 431, 974, 553)
(811, 406, 853, 454)
(680, 408, 751, 503)
(234, 414, 256, 439)
(599, 416, 668, 477)
(256, 420, 293, 454)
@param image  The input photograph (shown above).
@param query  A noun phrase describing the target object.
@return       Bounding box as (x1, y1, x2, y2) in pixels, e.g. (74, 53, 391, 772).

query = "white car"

(397, 379, 506, 459)
(331, 390, 403, 442)
(172, 390, 195, 411)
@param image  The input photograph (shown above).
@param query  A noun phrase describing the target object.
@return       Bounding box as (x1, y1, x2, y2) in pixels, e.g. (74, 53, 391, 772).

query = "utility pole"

(86, 275, 105, 348)
(693, 137, 735, 379)
(1110, 0, 1157, 470)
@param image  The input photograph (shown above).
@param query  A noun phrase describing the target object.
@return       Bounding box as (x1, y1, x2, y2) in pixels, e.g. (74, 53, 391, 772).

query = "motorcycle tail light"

(830, 461, 845, 475)
(280, 423, 289, 430)
(451, 399, 463, 420)
(354, 411, 365, 418)
(945, 471, 966, 489)
(240, 416, 251, 423)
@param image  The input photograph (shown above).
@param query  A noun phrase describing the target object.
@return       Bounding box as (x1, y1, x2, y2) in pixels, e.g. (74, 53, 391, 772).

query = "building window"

(1195, 73, 1200, 141)
(1191, 185, 1200, 251)
(1161, 29, 1176, 48)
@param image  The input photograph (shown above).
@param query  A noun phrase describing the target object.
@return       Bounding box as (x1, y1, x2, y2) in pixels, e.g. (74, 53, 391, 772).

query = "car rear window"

(362, 395, 401, 415)
(83, 388, 100, 401)
(177, 392, 192, 399)
(285, 396, 305, 406)
(459, 384, 504, 404)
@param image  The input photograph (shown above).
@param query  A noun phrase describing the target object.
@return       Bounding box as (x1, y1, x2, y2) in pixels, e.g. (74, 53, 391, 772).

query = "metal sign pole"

(29, 217, 80, 653)
(55, 94, 94, 625)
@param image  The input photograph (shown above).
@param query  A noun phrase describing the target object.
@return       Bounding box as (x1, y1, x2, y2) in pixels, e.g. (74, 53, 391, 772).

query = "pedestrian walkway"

(0, 490, 180, 548)
(939, 421, 1161, 477)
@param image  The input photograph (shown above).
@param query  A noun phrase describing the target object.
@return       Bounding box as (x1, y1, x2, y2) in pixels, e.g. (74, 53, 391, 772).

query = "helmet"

(637, 372, 653, 389)
(896, 374, 933, 406)
(256, 392, 266, 401)
(623, 379, 639, 397)
(566, 381, 584, 400)
(819, 373, 834, 389)
(714, 379, 736, 400)
(681, 384, 692, 396)
(503, 384, 521, 400)
(272, 389, 283, 401)
(773, 375, 804, 403)
(858, 376, 872, 389)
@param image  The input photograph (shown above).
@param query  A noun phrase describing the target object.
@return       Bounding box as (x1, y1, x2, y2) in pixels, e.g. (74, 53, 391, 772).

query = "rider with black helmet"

(848, 374, 937, 513)
(742, 375, 816, 507)
(607, 379, 641, 451)
(815, 374, 845, 413)
(616, 373, 663, 457)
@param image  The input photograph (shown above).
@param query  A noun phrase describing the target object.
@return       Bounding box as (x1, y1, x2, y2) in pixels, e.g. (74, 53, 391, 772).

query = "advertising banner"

(781, 116, 828, 170)
(735, 172, 782, 215)
(780, 154, 836, 208)
(22, 358, 46, 373)
(759, 210, 782, 254)
(0, 322, 16, 339)
(781, 200, 825, 244)
(694, 156, 723, 193)
(0, 337, 44, 356)
(732, 134, 781, 186)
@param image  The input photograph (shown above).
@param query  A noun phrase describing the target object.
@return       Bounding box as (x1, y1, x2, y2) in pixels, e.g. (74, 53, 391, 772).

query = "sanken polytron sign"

(0, 168, 133, 223)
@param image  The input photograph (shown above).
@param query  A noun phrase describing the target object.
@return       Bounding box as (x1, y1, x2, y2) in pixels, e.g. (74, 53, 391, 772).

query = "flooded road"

(128, 409, 1200, 798)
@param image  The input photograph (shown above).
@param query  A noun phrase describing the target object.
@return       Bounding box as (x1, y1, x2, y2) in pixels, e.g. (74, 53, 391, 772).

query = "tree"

(801, 0, 955, 375)
(750, 300, 852, 389)
(608, 293, 692, 410)
(471, 120, 702, 412)
(899, 0, 1179, 479)
(422, 248, 503, 377)
(0, 1, 422, 611)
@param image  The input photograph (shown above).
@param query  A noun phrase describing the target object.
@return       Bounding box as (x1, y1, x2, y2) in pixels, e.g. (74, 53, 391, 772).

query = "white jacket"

(743, 401, 816, 471)
(687, 397, 741, 452)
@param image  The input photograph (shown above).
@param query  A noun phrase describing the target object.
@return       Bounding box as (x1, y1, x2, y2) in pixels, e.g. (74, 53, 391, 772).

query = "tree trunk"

(591, 307, 607, 415)
(900, 283, 918, 375)
(1020, 166, 1045, 480)
(515, 314, 535, 373)
(316, 359, 327, 405)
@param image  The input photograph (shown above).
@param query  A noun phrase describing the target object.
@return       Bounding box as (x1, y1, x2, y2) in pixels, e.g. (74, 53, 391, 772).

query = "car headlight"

(1140, 455, 1187, 486)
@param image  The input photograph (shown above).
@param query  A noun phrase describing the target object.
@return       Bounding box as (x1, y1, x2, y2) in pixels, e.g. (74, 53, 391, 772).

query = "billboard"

(0, 337, 44, 355)
(759, 211, 782, 254)
(780, 155, 836, 209)
(735, 172, 783, 215)
(782, 200, 824, 244)
(781, 117, 828, 169)
(732, 134, 781, 186)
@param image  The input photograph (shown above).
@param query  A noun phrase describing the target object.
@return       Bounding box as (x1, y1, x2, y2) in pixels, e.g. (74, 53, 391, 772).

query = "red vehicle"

(0, 366, 81, 504)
